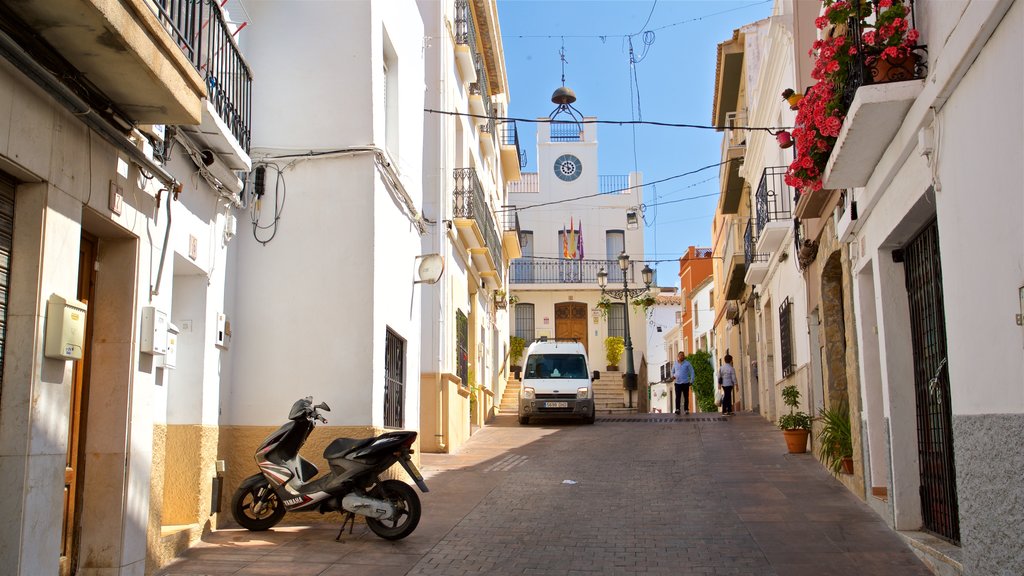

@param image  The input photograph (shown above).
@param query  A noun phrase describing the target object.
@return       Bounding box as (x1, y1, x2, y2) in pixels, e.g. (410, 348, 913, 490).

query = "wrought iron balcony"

(755, 166, 794, 253)
(453, 168, 503, 283)
(744, 219, 769, 285)
(823, 0, 927, 189)
(500, 122, 527, 170)
(510, 259, 638, 285)
(500, 206, 523, 259)
(550, 121, 582, 142)
(154, 0, 252, 153)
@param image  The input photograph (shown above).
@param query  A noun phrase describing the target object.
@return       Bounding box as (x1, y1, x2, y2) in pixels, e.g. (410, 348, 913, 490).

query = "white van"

(518, 338, 598, 425)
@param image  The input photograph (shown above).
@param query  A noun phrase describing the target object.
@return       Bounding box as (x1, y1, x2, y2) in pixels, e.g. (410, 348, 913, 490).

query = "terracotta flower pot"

(783, 429, 809, 453)
(870, 54, 919, 83)
(841, 456, 854, 475)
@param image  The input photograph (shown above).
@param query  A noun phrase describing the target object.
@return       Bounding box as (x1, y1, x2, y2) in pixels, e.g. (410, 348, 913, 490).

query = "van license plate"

(544, 401, 568, 408)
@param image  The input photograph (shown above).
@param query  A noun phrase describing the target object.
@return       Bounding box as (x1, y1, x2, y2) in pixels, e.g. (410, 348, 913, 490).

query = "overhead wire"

(423, 109, 791, 133)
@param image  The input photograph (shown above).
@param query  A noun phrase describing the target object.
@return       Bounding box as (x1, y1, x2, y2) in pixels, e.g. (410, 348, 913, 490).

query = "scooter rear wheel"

(231, 474, 286, 531)
(366, 480, 421, 540)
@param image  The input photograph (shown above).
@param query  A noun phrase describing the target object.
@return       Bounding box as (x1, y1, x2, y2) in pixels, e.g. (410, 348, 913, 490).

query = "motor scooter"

(230, 397, 428, 540)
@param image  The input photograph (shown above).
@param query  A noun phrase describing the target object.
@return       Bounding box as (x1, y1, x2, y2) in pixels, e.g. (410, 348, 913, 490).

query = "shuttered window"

(779, 297, 794, 378)
(0, 174, 14, 399)
(514, 303, 535, 342)
(608, 303, 626, 339)
(384, 328, 405, 429)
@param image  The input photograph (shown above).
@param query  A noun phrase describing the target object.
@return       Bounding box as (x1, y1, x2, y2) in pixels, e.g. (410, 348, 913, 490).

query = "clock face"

(554, 154, 583, 182)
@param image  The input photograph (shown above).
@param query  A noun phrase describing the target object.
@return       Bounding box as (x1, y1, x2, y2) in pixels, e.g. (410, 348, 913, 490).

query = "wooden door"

(61, 234, 96, 575)
(553, 302, 588, 351)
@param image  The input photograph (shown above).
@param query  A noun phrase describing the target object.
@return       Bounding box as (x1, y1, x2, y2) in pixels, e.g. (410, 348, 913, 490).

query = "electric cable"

(423, 108, 791, 132)
(250, 162, 287, 246)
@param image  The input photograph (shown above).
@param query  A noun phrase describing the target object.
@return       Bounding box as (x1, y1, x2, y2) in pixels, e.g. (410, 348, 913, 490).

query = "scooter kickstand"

(335, 512, 356, 542)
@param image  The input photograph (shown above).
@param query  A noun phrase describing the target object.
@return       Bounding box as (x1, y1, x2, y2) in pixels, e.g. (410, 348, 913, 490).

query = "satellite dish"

(416, 254, 445, 285)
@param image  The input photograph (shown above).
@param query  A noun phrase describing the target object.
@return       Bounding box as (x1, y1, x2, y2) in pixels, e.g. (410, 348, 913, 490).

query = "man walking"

(719, 354, 737, 415)
(672, 352, 695, 415)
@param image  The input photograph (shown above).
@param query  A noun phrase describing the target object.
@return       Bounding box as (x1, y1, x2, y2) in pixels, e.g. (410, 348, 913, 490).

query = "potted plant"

(604, 336, 624, 371)
(509, 336, 525, 379)
(596, 295, 613, 319)
(631, 292, 657, 316)
(778, 384, 812, 453)
(818, 399, 854, 475)
(859, 0, 922, 82)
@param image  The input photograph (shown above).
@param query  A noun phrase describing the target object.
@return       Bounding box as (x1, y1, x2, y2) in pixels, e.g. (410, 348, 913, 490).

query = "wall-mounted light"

(626, 209, 639, 230)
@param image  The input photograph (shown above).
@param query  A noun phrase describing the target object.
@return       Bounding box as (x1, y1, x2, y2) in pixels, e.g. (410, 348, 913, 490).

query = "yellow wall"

(419, 372, 472, 453)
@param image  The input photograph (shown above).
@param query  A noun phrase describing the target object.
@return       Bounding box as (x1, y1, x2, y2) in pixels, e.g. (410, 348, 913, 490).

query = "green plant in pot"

(509, 336, 525, 372)
(818, 399, 854, 475)
(778, 384, 812, 453)
(604, 336, 624, 371)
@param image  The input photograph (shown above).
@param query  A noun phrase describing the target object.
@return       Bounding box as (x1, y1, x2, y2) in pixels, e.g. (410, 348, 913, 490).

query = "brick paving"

(158, 413, 932, 576)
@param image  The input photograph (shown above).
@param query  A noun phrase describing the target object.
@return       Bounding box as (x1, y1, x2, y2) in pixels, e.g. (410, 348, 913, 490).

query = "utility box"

(215, 313, 230, 349)
(45, 294, 88, 360)
(162, 323, 180, 368)
(141, 307, 169, 355)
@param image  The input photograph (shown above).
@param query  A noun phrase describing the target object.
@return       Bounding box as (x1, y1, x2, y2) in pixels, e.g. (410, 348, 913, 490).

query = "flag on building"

(577, 220, 584, 260)
(562, 223, 569, 258)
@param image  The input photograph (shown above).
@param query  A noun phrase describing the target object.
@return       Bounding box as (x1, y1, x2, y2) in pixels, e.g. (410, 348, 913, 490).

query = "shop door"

(902, 219, 960, 544)
(554, 302, 588, 351)
(61, 233, 97, 575)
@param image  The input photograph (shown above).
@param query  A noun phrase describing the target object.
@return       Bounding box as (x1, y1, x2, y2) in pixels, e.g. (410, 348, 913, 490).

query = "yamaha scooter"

(230, 397, 428, 540)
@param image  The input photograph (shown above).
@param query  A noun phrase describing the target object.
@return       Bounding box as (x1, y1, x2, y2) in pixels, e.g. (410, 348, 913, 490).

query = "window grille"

(384, 327, 405, 429)
(514, 303, 535, 343)
(456, 310, 469, 387)
(608, 303, 626, 339)
(779, 298, 794, 378)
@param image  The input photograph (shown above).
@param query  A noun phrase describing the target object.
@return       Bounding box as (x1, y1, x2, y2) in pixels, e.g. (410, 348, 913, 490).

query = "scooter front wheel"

(231, 474, 286, 531)
(366, 480, 421, 540)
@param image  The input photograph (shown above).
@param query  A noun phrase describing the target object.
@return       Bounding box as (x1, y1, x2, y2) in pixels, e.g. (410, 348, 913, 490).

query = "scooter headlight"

(522, 386, 535, 400)
(577, 387, 590, 399)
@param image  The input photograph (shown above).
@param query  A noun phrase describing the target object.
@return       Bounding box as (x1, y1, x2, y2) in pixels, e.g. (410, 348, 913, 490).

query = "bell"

(777, 130, 794, 149)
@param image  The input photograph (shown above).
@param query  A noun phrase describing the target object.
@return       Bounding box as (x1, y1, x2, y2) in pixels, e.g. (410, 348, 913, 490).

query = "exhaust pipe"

(341, 494, 395, 520)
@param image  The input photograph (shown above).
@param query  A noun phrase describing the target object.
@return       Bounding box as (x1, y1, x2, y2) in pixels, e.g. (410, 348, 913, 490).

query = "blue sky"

(496, 0, 773, 286)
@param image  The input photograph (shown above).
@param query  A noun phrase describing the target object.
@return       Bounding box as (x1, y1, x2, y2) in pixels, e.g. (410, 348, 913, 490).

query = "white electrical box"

(162, 323, 180, 368)
(44, 294, 88, 360)
(141, 307, 169, 355)
(215, 313, 230, 349)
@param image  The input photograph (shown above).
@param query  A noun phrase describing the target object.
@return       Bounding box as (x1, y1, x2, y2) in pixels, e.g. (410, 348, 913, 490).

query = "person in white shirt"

(718, 354, 738, 415)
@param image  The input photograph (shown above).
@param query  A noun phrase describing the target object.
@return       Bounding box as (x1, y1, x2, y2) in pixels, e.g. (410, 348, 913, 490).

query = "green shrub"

(688, 350, 717, 412)
(604, 336, 624, 367)
(510, 336, 526, 366)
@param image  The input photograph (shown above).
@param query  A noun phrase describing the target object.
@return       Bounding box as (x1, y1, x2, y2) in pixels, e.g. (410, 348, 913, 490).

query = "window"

(524, 354, 588, 379)
(512, 231, 533, 282)
(608, 303, 626, 339)
(384, 328, 405, 428)
(456, 310, 468, 387)
(674, 310, 682, 324)
(383, 32, 399, 160)
(0, 174, 14, 394)
(693, 301, 699, 328)
(514, 303, 535, 342)
(779, 297, 794, 378)
(606, 230, 625, 283)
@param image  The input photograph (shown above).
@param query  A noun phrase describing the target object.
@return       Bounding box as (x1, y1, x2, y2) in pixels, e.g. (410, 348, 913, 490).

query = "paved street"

(158, 413, 931, 576)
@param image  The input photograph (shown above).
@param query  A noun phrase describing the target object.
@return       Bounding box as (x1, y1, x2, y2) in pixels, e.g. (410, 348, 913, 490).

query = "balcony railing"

(744, 219, 768, 268)
(152, 0, 252, 151)
(500, 122, 527, 169)
(453, 168, 502, 281)
(840, 0, 927, 111)
(550, 121, 582, 142)
(756, 166, 794, 231)
(500, 206, 521, 236)
(510, 259, 637, 285)
(599, 175, 630, 194)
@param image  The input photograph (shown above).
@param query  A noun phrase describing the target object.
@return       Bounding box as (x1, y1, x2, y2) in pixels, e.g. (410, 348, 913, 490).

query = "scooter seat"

(323, 437, 374, 460)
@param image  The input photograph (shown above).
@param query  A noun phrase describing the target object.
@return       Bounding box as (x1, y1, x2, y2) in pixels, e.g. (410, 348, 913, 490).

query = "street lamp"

(597, 252, 654, 408)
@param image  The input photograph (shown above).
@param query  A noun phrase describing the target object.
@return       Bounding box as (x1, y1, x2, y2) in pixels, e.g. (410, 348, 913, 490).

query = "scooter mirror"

(316, 402, 331, 412)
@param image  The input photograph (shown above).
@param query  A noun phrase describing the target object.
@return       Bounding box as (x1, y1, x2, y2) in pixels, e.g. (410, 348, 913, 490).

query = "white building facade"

(508, 117, 647, 391)
(418, 0, 520, 453)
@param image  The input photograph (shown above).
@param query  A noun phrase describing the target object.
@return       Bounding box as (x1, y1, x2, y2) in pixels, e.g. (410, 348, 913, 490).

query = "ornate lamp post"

(597, 252, 654, 408)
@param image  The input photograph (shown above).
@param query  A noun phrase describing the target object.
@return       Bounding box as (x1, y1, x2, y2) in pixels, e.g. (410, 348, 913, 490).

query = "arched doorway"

(820, 252, 849, 409)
